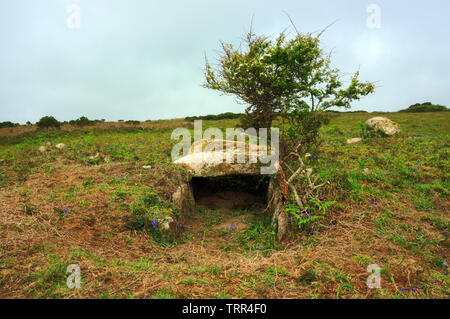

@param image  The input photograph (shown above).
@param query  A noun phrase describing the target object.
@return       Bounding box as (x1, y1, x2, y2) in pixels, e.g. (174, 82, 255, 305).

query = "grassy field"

(0, 112, 448, 299)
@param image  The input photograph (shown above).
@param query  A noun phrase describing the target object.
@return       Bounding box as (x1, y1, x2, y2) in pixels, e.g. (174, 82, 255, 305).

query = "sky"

(0, 0, 449, 124)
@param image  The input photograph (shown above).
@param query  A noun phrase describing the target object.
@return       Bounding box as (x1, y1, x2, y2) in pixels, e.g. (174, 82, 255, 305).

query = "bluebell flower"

(152, 220, 157, 229)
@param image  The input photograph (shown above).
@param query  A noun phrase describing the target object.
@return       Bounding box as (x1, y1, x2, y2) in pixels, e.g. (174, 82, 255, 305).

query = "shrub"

(399, 103, 448, 112)
(185, 112, 242, 121)
(125, 120, 140, 125)
(69, 116, 97, 126)
(0, 121, 19, 128)
(36, 116, 61, 129)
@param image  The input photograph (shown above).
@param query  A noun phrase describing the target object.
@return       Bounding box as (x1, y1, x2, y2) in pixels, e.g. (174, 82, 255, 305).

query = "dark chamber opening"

(191, 175, 270, 211)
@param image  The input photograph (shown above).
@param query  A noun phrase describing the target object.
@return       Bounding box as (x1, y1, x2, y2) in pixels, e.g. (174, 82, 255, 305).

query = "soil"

(195, 189, 266, 211)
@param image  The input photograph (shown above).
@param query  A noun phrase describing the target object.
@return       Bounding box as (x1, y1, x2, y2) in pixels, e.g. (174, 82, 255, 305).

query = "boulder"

(365, 117, 400, 136)
(174, 139, 271, 177)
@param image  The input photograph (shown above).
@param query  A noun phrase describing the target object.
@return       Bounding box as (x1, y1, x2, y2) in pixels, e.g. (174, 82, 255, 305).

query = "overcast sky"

(0, 0, 449, 124)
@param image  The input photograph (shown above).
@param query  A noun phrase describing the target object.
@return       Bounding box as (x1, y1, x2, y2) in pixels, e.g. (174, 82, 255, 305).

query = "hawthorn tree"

(204, 28, 374, 153)
(204, 25, 375, 238)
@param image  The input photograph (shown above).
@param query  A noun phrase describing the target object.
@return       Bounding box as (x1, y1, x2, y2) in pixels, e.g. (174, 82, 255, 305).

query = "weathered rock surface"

(365, 117, 401, 136)
(174, 139, 270, 177)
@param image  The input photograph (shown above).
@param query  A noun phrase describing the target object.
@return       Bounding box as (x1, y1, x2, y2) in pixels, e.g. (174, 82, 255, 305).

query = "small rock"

(55, 143, 65, 149)
(142, 165, 152, 169)
(45, 141, 52, 146)
(304, 153, 311, 158)
(160, 216, 174, 232)
(89, 153, 99, 160)
(363, 167, 370, 174)
(346, 137, 362, 144)
(39, 146, 46, 153)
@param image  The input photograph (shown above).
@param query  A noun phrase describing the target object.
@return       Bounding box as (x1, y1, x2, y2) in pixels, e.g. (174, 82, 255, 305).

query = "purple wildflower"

(152, 220, 157, 229)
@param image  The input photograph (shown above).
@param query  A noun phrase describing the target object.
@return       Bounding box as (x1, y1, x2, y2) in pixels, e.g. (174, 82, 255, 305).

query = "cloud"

(0, 0, 449, 123)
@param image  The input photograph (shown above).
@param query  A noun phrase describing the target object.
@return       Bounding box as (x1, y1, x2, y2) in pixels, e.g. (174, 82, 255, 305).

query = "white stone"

(39, 146, 46, 153)
(174, 139, 271, 177)
(365, 117, 401, 136)
(346, 137, 362, 144)
(55, 143, 65, 149)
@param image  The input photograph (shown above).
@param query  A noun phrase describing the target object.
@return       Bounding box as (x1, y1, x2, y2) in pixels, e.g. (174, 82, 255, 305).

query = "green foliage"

(0, 121, 19, 128)
(185, 112, 242, 121)
(125, 120, 140, 125)
(204, 27, 374, 131)
(36, 116, 61, 129)
(126, 190, 177, 246)
(285, 197, 334, 230)
(69, 116, 98, 126)
(400, 102, 448, 113)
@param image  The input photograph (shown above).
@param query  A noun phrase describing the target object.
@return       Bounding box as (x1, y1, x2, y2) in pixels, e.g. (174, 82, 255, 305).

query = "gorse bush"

(36, 116, 61, 129)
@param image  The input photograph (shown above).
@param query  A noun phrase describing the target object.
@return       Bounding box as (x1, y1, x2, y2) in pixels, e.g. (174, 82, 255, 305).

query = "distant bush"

(400, 103, 448, 113)
(0, 121, 19, 128)
(69, 116, 99, 126)
(185, 112, 242, 121)
(125, 120, 140, 125)
(36, 116, 61, 129)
